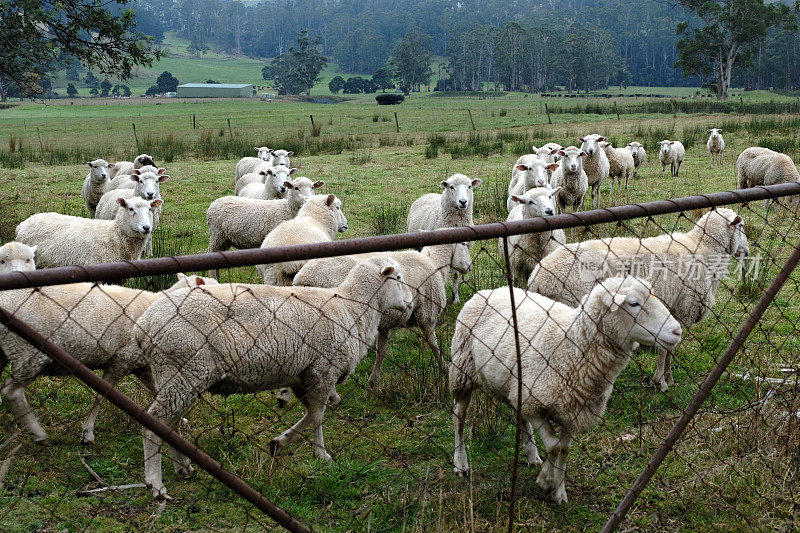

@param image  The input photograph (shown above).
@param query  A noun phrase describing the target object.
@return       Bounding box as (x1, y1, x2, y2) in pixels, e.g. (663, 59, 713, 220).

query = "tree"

(371, 67, 394, 92)
(343, 77, 365, 94)
(390, 29, 433, 93)
(156, 71, 180, 93)
(261, 64, 275, 81)
(100, 80, 112, 96)
(145, 85, 160, 96)
(675, 0, 797, 100)
(0, 0, 161, 100)
(328, 75, 345, 94)
(66, 83, 78, 97)
(271, 30, 327, 95)
(187, 34, 210, 57)
(89, 87, 99, 96)
(84, 72, 99, 89)
(120, 84, 132, 97)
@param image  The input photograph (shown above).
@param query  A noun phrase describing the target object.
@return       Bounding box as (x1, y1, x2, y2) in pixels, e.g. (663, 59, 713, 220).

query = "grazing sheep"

(137, 257, 413, 499)
(736, 146, 800, 208)
(498, 187, 564, 285)
(549, 147, 588, 213)
(0, 242, 36, 273)
(257, 194, 348, 285)
(528, 208, 749, 391)
(407, 173, 482, 302)
(234, 147, 272, 182)
(507, 157, 557, 212)
(578, 134, 610, 209)
(0, 274, 216, 444)
(625, 142, 647, 180)
(658, 140, 685, 178)
(599, 141, 635, 193)
(239, 166, 298, 200)
(707, 128, 725, 166)
(293, 238, 473, 389)
(16, 197, 161, 267)
(81, 159, 115, 217)
(450, 276, 682, 503)
(207, 177, 325, 279)
(108, 154, 156, 182)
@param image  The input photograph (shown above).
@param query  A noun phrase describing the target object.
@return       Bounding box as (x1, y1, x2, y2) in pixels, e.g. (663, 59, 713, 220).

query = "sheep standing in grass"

(450, 276, 681, 503)
(599, 141, 635, 193)
(549, 147, 588, 213)
(737, 146, 800, 208)
(528, 208, 749, 391)
(16, 197, 161, 267)
(136, 257, 413, 500)
(507, 157, 557, 212)
(82, 159, 115, 218)
(658, 140, 685, 178)
(207, 177, 325, 279)
(234, 147, 272, 182)
(498, 187, 564, 285)
(578, 134, 610, 209)
(0, 274, 216, 445)
(539, 143, 563, 165)
(0, 242, 36, 273)
(239, 166, 298, 200)
(108, 154, 156, 182)
(626, 142, 646, 180)
(257, 194, 348, 285)
(707, 128, 725, 166)
(407, 173, 482, 302)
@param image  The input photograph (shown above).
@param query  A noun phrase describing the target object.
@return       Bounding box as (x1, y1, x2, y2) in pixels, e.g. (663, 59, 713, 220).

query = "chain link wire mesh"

(1, 185, 799, 531)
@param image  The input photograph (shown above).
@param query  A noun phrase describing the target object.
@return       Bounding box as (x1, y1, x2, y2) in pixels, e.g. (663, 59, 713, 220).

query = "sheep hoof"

(525, 454, 543, 467)
(175, 464, 195, 479)
(368, 378, 381, 392)
(550, 488, 568, 504)
(654, 379, 669, 393)
(151, 486, 173, 501)
(33, 434, 49, 446)
(276, 398, 289, 409)
(315, 450, 332, 462)
(80, 429, 95, 445)
(268, 439, 282, 456)
(328, 392, 342, 406)
(454, 466, 470, 477)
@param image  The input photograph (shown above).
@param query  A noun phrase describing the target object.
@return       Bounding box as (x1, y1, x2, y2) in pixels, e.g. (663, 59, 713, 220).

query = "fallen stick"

(76, 483, 146, 496)
(0, 443, 23, 484)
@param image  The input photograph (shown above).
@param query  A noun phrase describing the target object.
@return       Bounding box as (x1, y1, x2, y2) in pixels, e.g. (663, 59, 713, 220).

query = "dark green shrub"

(376, 94, 404, 105)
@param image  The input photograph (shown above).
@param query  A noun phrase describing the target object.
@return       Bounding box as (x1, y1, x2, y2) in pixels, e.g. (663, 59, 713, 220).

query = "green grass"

(1, 93, 800, 531)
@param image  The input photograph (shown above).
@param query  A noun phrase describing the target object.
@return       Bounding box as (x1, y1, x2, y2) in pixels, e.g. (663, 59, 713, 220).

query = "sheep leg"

(664, 349, 674, 387)
(521, 417, 542, 467)
(451, 271, 462, 304)
(653, 346, 670, 392)
(276, 388, 293, 408)
(548, 432, 572, 504)
(0, 351, 6, 405)
(452, 390, 472, 477)
(368, 330, 391, 391)
(529, 414, 559, 493)
(676, 161, 682, 176)
(2, 377, 48, 443)
(422, 324, 446, 375)
(81, 368, 125, 444)
(270, 387, 331, 460)
(661, 164, 666, 179)
(207, 235, 230, 280)
(309, 397, 331, 461)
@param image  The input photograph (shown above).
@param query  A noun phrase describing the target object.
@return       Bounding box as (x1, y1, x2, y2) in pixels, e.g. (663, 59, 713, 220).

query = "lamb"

(293, 237, 473, 390)
(207, 177, 325, 279)
(625, 142, 646, 180)
(658, 140, 685, 178)
(528, 208, 750, 391)
(108, 153, 156, 182)
(539, 143, 563, 165)
(16, 197, 161, 267)
(450, 276, 682, 503)
(578, 134, 610, 209)
(407, 173, 482, 302)
(136, 256, 413, 499)
(81, 159, 115, 217)
(599, 141, 635, 193)
(239, 165, 298, 200)
(0, 273, 216, 445)
(549, 147, 588, 213)
(257, 194, 348, 285)
(736, 146, 800, 208)
(507, 156, 557, 212)
(0, 242, 37, 273)
(498, 187, 564, 285)
(234, 147, 272, 182)
(707, 128, 725, 166)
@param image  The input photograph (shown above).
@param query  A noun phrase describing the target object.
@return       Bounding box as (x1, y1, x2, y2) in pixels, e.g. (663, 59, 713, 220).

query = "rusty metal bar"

(1, 183, 798, 291)
(0, 306, 312, 533)
(601, 234, 800, 533)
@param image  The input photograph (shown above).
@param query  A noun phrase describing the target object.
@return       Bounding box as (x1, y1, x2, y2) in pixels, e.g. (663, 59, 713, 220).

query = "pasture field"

(1, 93, 800, 531)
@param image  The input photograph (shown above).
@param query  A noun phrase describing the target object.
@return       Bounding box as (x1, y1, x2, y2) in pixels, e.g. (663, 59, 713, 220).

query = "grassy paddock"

(1, 95, 800, 531)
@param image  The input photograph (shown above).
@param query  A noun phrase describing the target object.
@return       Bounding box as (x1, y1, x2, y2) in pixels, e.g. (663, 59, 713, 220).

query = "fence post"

(544, 103, 552, 125)
(394, 112, 400, 133)
(192, 114, 196, 129)
(227, 118, 233, 138)
(468, 109, 476, 131)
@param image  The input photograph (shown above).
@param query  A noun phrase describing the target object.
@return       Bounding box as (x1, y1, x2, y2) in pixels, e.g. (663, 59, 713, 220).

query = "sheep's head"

(351, 257, 413, 314)
(86, 159, 111, 182)
(557, 148, 587, 174)
(578, 134, 606, 156)
(515, 159, 555, 189)
(133, 154, 155, 168)
(707, 128, 723, 139)
(451, 242, 473, 275)
(261, 165, 298, 196)
(131, 167, 169, 200)
(697, 208, 749, 259)
(270, 149, 293, 167)
(168, 272, 220, 291)
(626, 142, 643, 158)
(285, 176, 324, 208)
(440, 173, 481, 210)
(303, 194, 348, 233)
(509, 187, 561, 218)
(658, 140, 675, 156)
(116, 197, 161, 235)
(254, 146, 271, 160)
(0, 241, 36, 273)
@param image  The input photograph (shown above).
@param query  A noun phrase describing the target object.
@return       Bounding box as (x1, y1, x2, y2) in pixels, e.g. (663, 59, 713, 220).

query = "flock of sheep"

(0, 126, 797, 504)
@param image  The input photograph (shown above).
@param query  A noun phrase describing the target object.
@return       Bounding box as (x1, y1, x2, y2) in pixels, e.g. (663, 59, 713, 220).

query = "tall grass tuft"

(369, 203, 406, 236)
(311, 121, 323, 137)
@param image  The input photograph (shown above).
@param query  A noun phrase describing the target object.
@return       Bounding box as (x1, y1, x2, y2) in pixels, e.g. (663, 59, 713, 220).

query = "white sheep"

(207, 177, 325, 279)
(625, 142, 646, 180)
(528, 208, 749, 391)
(239, 166, 298, 200)
(257, 194, 348, 285)
(599, 141, 635, 193)
(0, 242, 36, 273)
(549, 147, 589, 213)
(81, 159, 115, 218)
(407, 173, 482, 302)
(108, 154, 156, 182)
(450, 276, 682, 503)
(578, 134, 610, 209)
(16, 197, 161, 267)
(234, 147, 272, 182)
(658, 140, 685, 178)
(498, 187, 564, 285)
(706, 128, 725, 166)
(270, 149, 293, 168)
(0, 273, 216, 444)
(507, 156, 557, 212)
(737, 146, 800, 208)
(539, 143, 563, 165)
(137, 257, 413, 499)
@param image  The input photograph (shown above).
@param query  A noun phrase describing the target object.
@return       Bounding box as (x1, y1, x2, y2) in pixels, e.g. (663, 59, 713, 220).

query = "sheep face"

(116, 197, 161, 235)
(254, 146, 271, 160)
(0, 242, 36, 273)
(714, 208, 750, 258)
(451, 242, 473, 275)
(170, 272, 220, 291)
(86, 159, 111, 182)
(510, 186, 561, 218)
(707, 128, 722, 140)
(270, 149, 293, 167)
(285, 176, 324, 207)
(262, 165, 297, 196)
(593, 276, 682, 351)
(626, 142, 643, 158)
(515, 159, 550, 189)
(326, 194, 348, 232)
(659, 140, 675, 157)
(131, 168, 169, 201)
(578, 134, 606, 156)
(558, 148, 587, 174)
(133, 154, 155, 169)
(440, 173, 482, 211)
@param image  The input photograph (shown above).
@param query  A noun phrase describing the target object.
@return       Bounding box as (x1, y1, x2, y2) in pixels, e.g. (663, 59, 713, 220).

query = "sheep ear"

(547, 163, 559, 172)
(157, 168, 167, 175)
(253, 147, 260, 151)
(312, 180, 325, 188)
(730, 215, 743, 226)
(30, 245, 37, 254)
(531, 145, 538, 152)
(579, 151, 588, 157)
(131, 169, 141, 176)
(176, 272, 186, 280)
(550, 187, 562, 196)
(557, 149, 566, 156)
(116, 197, 128, 208)
(577, 137, 584, 143)
(130, 174, 141, 182)
(706, 129, 711, 133)
(283, 181, 292, 189)
(599, 136, 606, 142)
(326, 194, 335, 206)
(380, 266, 395, 276)
(511, 195, 525, 204)
(612, 293, 627, 308)
(287, 151, 294, 157)
(86, 161, 92, 167)
(669, 141, 675, 145)
(471, 178, 482, 187)
(289, 167, 299, 175)
(259, 170, 268, 176)
(150, 199, 163, 209)
(108, 163, 116, 169)
(195, 277, 205, 285)
(440, 180, 448, 189)
(158, 174, 170, 183)
(515, 164, 529, 172)
(718, 129, 722, 132)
